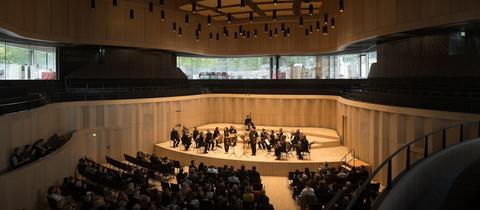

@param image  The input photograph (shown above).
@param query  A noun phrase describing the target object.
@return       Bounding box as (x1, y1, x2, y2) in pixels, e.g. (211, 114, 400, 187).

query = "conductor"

(249, 127, 259, 156)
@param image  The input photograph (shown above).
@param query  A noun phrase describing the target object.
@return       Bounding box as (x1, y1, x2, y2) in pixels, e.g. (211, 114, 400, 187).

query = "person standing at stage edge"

(249, 127, 259, 156)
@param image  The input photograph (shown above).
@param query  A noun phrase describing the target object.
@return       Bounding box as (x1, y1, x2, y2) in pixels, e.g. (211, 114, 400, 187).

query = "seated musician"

(296, 134, 309, 160)
(229, 125, 237, 134)
(204, 130, 213, 154)
(275, 135, 287, 160)
(223, 127, 230, 153)
(193, 127, 199, 141)
(259, 129, 268, 150)
(244, 114, 255, 131)
(229, 126, 238, 146)
(196, 131, 204, 148)
(290, 129, 301, 150)
(268, 130, 276, 152)
(181, 130, 191, 151)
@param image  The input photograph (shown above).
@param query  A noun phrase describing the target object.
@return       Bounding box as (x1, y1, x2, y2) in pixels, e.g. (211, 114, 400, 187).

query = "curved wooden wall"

(0, 94, 479, 209)
(0, 0, 478, 55)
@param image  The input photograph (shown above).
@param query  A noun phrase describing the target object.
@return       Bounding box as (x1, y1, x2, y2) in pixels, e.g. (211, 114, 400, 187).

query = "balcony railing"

(326, 120, 480, 210)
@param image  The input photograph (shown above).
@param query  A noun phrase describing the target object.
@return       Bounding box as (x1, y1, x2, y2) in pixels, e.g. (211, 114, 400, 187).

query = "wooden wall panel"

(68, 0, 86, 39)
(378, 0, 397, 27)
(0, 0, 5, 22)
(353, 0, 365, 35)
(36, 0, 51, 36)
(421, 0, 449, 18)
(450, 0, 480, 13)
(396, 0, 421, 24)
(364, 0, 379, 31)
(85, 0, 107, 41)
(106, 5, 127, 41)
(126, 7, 145, 43)
(51, 0, 69, 38)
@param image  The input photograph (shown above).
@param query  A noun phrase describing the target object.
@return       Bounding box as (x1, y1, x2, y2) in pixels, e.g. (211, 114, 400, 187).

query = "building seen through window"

(177, 51, 376, 80)
(0, 42, 57, 80)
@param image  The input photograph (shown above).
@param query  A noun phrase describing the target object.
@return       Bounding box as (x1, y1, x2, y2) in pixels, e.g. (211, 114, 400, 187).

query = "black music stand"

(228, 144, 239, 158)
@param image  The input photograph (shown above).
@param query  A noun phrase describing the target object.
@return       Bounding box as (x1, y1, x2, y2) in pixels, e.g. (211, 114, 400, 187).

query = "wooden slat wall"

(0, 0, 478, 55)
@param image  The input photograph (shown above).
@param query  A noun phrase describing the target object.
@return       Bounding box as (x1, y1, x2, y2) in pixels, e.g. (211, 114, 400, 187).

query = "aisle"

(261, 176, 298, 210)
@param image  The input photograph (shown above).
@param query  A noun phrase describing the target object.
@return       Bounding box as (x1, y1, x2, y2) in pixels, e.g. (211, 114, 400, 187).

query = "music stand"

(239, 142, 249, 159)
(228, 144, 239, 158)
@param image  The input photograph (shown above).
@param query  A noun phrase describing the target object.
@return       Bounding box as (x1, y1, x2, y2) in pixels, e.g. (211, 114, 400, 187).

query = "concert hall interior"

(1, 1, 480, 210)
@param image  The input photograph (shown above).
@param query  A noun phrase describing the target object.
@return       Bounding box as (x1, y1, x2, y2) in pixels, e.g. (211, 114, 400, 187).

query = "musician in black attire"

(181, 130, 191, 151)
(249, 127, 259, 156)
(275, 135, 287, 160)
(170, 127, 180, 147)
(229, 126, 237, 146)
(193, 127, 199, 141)
(204, 130, 213, 154)
(213, 127, 221, 148)
(196, 131, 204, 148)
(244, 114, 255, 131)
(291, 129, 301, 147)
(223, 127, 230, 153)
(268, 130, 276, 152)
(296, 134, 310, 160)
(259, 129, 268, 150)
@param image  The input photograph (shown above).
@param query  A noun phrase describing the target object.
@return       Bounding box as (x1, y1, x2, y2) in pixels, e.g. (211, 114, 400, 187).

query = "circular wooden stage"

(154, 123, 369, 176)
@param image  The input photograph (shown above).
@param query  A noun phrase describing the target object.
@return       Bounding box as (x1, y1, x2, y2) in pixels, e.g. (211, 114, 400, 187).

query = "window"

(0, 43, 5, 80)
(0, 42, 56, 80)
(177, 51, 376, 80)
(278, 56, 317, 79)
(177, 56, 271, 79)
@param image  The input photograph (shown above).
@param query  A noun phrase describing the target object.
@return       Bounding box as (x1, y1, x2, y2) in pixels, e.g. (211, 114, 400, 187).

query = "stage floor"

(154, 142, 369, 176)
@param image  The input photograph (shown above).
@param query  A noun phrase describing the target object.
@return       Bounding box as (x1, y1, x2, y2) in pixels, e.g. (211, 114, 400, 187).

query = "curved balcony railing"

(326, 120, 480, 210)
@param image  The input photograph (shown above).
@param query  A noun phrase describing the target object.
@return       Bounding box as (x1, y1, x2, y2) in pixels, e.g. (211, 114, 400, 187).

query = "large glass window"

(177, 56, 271, 79)
(0, 42, 56, 80)
(177, 51, 376, 80)
(278, 56, 316, 79)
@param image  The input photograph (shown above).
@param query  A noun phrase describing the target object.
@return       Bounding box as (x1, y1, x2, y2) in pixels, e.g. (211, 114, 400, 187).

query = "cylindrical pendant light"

(192, 1, 197, 13)
(299, 16, 304, 27)
(340, 0, 344, 13)
(185, 14, 189, 24)
(178, 27, 182, 36)
(172, 22, 177, 32)
(331, 17, 336, 28)
(207, 15, 212, 25)
(308, 4, 314, 16)
(161, 10, 165, 21)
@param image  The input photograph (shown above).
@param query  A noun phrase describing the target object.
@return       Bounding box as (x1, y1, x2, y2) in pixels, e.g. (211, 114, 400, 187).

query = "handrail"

(341, 149, 356, 168)
(327, 120, 480, 210)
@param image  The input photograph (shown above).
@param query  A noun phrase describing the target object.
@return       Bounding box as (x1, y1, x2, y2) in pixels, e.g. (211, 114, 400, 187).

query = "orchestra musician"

(223, 127, 230, 153)
(249, 127, 259, 156)
(213, 127, 221, 148)
(244, 113, 255, 131)
(296, 133, 310, 160)
(275, 135, 287, 160)
(204, 130, 213, 154)
(268, 130, 277, 152)
(192, 127, 199, 143)
(181, 128, 191, 150)
(196, 131, 204, 148)
(170, 127, 180, 148)
(229, 126, 238, 146)
(259, 129, 268, 150)
(290, 129, 301, 150)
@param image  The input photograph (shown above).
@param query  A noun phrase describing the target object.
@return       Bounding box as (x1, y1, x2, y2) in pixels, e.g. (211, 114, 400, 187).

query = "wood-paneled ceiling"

(176, 0, 323, 22)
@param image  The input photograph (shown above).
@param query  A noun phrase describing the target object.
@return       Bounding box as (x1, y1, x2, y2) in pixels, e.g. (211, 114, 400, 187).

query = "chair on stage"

(301, 143, 313, 160)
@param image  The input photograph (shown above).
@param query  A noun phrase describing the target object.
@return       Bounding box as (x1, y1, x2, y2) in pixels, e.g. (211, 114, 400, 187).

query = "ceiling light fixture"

(192, 1, 197, 13)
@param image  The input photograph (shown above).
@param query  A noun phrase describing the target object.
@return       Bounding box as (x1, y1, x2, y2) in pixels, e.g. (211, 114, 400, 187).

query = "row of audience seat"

(47, 151, 275, 210)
